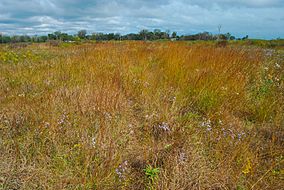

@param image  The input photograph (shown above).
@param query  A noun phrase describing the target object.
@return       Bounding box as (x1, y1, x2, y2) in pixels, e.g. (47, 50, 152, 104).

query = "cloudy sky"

(0, 0, 283, 39)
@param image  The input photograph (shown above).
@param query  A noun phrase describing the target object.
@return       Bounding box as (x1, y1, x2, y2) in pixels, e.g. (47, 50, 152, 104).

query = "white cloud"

(185, 0, 284, 8)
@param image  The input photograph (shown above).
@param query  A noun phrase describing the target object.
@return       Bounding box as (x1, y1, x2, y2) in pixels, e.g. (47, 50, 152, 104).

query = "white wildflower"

(158, 122, 170, 131)
(91, 137, 96, 147)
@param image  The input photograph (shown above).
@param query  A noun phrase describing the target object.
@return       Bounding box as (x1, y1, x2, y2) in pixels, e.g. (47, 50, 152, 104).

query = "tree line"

(0, 29, 248, 43)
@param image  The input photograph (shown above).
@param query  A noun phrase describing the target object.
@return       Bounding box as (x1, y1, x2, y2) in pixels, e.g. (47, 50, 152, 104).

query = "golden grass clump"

(0, 41, 283, 189)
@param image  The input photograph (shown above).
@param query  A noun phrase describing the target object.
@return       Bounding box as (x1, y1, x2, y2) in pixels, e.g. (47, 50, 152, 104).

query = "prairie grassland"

(0, 41, 283, 190)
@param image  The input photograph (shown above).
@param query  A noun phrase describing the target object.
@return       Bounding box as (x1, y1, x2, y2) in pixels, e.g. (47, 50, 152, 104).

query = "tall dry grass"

(0, 41, 283, 189)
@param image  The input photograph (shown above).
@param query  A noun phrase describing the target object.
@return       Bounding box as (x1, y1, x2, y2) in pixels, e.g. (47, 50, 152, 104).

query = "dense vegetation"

(0, 41, 283, 189)
(0, 29, 246, 43)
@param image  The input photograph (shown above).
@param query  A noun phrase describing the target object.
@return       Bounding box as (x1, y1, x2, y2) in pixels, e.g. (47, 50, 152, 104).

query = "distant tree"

(58, 33, 74, 41)
(11, 35, 21, 43)
(230, 36, 236, 40)
(139, 29, 149, 41)
(54, 31, 62, 40)
(77, 30, 87, 39)
(171, 32, 177, 38)
(73, 36, 81, 41)
(2, 36, 11, 43)
(165, 30, 170, 39)
(107, 33, 115, 40)
(18, 35, 31, 42)
(114, 33, 121, 40)
(161, 31, 170, 39)
(147, 31, 155, 40)
(223, 33, 236, 41)
(153, 29, 161, 39)
(181, 32, 215, 41)
(85, 34, 92, 40)
(242, 35, 249, 40)
(154, 29, 161, 34)
(225, 33, 231, 40)
(0, 33, 3, 43)
(48, 33, 56, 40)
(91, 32, 99, 40)
(123, 33, 141, 40)
(219, 34, 227, 40)
(31, 35, 40, 43)
(38, 36, 48, 42)
(92, 32, 111, 41)
(199, 32, 211, 40)
(0, 29, 240, 43)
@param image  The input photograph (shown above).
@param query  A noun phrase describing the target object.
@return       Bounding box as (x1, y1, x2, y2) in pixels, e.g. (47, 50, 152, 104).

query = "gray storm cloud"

(0, 0, 283, 38)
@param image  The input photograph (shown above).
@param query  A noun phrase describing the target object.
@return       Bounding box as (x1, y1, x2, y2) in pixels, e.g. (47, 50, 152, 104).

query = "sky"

(0, 0, 283, 39)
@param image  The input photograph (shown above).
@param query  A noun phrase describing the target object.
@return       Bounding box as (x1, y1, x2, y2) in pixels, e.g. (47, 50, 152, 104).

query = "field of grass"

(0, 41, 283, 189)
